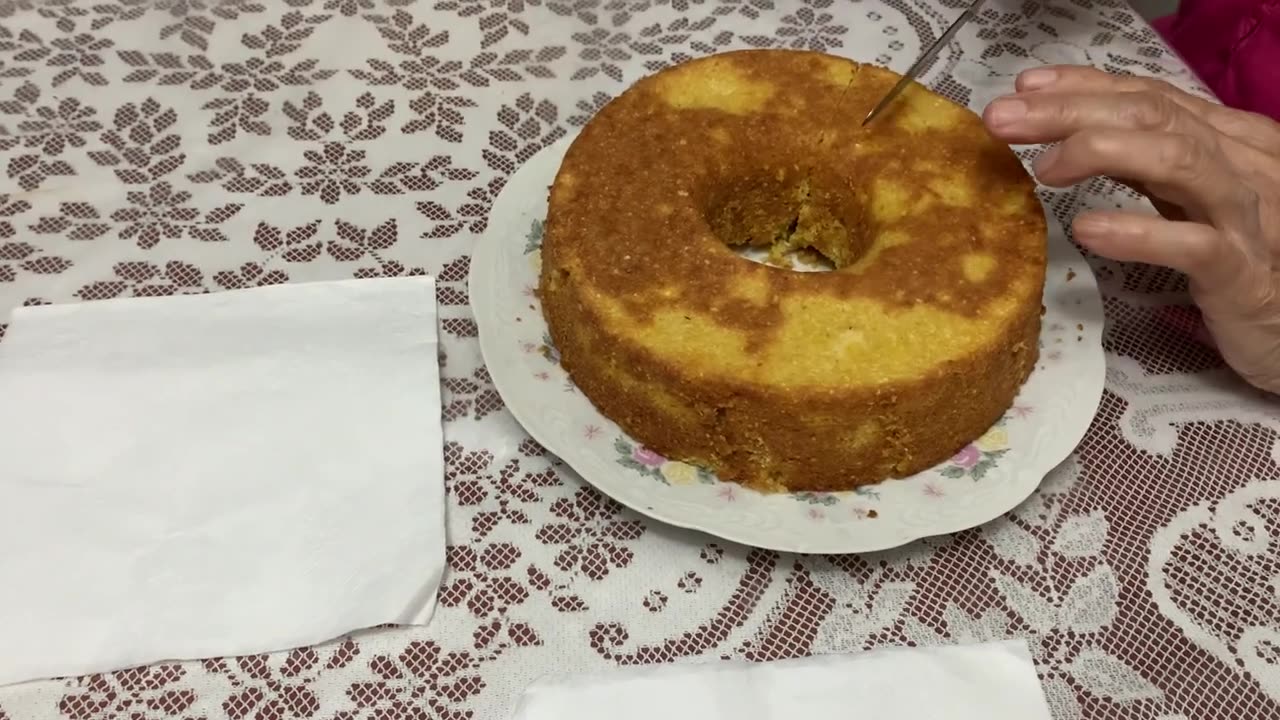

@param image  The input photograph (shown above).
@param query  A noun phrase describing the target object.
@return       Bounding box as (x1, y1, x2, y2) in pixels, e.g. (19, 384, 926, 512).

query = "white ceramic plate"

(471, 138, 1105, 553)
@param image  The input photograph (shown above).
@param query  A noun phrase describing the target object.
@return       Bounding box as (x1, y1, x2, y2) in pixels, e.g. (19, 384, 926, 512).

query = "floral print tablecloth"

(1, 1, 1278, 719)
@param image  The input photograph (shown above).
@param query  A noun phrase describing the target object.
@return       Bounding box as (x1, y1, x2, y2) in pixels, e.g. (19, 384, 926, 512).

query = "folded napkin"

(513, 640, 1053, 720)
(0, 278, 444, 686)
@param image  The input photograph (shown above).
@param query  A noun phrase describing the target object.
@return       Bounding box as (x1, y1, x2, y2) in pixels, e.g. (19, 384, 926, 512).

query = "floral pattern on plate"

(613, 438, 717, 487)
(941, 420, 1012, 481)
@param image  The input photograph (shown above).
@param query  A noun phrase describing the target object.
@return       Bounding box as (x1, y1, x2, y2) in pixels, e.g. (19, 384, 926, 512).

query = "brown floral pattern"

(0, 3, 1277, 720)
(207, 643, 361, 720)
(0, 81, 101, 155)
(58, 665, 202, 720)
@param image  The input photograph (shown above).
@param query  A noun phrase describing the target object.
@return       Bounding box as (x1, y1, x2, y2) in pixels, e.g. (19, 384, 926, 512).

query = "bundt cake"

(539, 50, 1046, 493)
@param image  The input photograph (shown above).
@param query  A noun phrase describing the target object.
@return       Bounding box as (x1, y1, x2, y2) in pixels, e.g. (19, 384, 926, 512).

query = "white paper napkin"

(0, 277, 444, 686)
(513, 640, 1053, 720)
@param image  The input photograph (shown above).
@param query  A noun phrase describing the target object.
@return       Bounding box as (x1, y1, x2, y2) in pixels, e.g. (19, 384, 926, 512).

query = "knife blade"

(862, 0, 989, 126)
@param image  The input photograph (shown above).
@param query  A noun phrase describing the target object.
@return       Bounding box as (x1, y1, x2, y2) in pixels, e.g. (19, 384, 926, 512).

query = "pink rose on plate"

(632, 445, 666, 467)
(951, 444, 980, 469)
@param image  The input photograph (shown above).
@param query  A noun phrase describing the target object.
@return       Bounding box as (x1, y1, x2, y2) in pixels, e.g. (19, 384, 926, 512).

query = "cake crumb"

(1066, 268, 1077, 282)
(1077, 336, 1083, 342)
(867, 509, 878, 519)
(1076, 323, 1083, 331)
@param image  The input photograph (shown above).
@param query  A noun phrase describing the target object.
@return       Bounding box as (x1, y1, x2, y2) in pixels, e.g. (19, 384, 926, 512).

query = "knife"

(862, 0, 989, 126)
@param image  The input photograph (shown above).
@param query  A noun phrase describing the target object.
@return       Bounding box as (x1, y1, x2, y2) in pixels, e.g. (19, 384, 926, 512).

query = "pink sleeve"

(1155, 0, 1280, 122)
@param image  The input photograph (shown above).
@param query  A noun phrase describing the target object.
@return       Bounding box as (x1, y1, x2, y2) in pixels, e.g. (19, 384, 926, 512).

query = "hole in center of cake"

(707, 177, 871, 272)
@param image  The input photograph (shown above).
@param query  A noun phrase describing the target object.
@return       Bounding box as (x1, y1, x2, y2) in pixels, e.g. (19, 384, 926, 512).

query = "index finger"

(983, 89, 1217, 147)
(1014, 65, 1280, 156)
(1033, 128, 1255, 232)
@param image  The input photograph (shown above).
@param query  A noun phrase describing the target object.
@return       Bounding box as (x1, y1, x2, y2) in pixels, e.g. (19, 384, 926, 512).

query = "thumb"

(1071, 210, 1242, 293)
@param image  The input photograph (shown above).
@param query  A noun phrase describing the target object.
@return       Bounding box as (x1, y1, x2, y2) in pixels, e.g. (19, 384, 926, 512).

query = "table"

(1, 1, 1278, 719)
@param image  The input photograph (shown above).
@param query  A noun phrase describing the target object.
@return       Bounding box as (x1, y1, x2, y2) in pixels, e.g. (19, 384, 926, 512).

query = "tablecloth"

(0, 1, 1277, 719)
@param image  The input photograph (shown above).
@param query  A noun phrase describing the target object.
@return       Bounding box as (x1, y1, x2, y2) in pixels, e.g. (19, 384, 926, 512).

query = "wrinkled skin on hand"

(982, 65, 1280, 394)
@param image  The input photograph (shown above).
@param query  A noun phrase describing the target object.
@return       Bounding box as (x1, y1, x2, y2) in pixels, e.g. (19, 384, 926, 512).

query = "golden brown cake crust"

(540, 50, 1046, 492)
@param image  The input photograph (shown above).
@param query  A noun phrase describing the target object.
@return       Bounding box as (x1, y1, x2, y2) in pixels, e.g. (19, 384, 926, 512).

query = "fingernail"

(1019, 68, 1058, 90)
(1072, 215, 1111, 239)
(1032, 144, 1060, 176)
(985, 97, 1027, 128)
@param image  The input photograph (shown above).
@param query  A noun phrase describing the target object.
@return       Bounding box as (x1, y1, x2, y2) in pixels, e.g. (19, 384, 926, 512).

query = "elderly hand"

(982, 65, 1280, 394)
